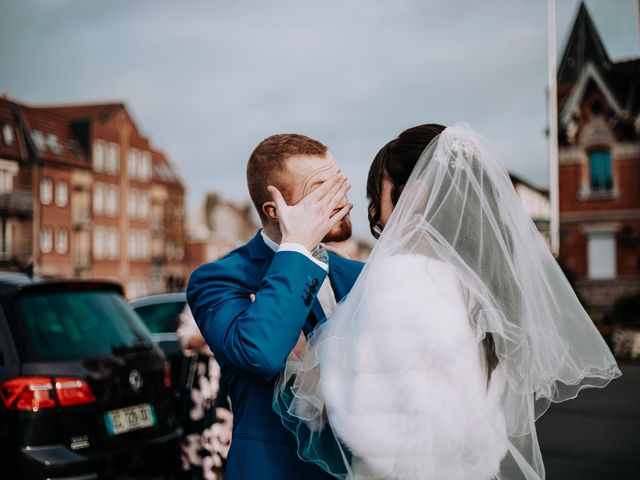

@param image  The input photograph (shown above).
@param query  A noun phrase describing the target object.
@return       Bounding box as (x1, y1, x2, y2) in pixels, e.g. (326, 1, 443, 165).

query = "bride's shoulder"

(366, 254, 460, 289)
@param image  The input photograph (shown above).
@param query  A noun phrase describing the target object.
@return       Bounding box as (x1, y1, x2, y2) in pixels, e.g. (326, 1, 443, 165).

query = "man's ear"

(262, 201, 278, 222)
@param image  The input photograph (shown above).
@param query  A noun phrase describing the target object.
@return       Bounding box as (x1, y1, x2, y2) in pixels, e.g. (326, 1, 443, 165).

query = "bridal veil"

(273, 123, 621, 479)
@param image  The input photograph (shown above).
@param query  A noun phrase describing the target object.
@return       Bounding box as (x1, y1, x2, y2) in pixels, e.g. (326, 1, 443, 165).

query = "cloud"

(0, 0, 637, 238)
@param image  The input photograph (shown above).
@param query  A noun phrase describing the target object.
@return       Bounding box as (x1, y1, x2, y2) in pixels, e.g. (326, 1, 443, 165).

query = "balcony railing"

(0, 189, 33, 218)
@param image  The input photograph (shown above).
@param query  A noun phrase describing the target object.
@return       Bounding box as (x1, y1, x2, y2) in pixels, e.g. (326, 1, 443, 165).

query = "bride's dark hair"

(367, 124, 446, 238)
(367, 123, 499, 384)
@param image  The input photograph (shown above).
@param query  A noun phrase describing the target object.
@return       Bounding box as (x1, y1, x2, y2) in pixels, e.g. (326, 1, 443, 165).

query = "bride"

(273, 123, 621, 479)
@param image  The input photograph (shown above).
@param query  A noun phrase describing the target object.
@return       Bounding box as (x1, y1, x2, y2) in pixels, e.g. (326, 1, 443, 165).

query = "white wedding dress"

(273, 124, 620, 480)
(317, 254, 508, 480)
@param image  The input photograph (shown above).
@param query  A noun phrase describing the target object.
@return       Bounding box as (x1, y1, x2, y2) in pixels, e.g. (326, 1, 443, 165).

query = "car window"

(13, 290, 154, 361)
(133, 301, 185, 334)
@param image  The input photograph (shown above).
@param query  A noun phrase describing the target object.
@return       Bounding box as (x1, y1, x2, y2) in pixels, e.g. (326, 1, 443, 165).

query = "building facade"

(557, 4, 640, 321)
(0, 96, 187, 298)
(186, 192, 257, 272)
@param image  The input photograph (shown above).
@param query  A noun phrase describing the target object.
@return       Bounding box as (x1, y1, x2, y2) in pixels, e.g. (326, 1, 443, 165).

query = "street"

(537, 362, 640, 479)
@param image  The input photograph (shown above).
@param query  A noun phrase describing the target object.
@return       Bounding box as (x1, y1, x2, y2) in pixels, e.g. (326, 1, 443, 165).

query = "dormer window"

(588, 149, 612, 192)
(2, 124, 14, 145)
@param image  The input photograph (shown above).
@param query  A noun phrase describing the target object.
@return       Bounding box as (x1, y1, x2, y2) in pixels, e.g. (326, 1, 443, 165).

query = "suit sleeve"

(187, 251, 327, 381)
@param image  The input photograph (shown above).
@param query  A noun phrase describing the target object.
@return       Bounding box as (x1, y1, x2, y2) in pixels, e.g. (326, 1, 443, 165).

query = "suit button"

(311, 278, 320, 287)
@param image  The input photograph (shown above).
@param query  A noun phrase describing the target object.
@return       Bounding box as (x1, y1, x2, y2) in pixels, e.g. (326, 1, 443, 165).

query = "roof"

(0, 272, 123, 295)
(151, 148, 184, 187)
(40, 102, 125, 122)
(556, 1, 639, 137)
(0, 96, 89, 167)
(558, 2, 610, 85)
(0, 96, 185, 181)
(509, 172, 549, 196)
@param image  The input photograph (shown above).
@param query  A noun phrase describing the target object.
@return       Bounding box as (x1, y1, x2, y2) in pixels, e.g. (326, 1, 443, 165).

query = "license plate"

(104, 403, 156, 436)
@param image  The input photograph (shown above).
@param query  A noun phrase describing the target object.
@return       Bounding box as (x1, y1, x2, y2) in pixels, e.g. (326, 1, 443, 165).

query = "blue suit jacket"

(187, 231, 364, 480)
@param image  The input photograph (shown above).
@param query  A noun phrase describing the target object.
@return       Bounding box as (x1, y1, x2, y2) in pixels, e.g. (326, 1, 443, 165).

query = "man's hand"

(267, 175, 352, 252)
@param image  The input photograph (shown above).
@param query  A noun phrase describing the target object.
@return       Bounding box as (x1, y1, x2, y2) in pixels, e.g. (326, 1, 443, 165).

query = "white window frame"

(0, 218, 12, 259)
(105, 143, 120, 175)
(107, 228, 119, 259)
(586, 226, 617, 280)
(40, 226, 53, 253)
(55, 180, 68, 207)
(93, 140, 105, 172)
(40, 177, 53, 205)
(93, 183, 105, 215)
(55, 227, 68, 254)
(128, 189, 137, 218)
(128, 229, 138, 260)
(140, 152, 151, 181)
(2, 123, 14, 146)
(93, 227, 105, 260)
(138, 191, 149, 219)
(127, 149, 139, 179)
(105, 185, 119, 217)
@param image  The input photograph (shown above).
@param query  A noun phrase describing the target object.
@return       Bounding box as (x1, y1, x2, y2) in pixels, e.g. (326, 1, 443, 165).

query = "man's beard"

(322, 215, 352, 243)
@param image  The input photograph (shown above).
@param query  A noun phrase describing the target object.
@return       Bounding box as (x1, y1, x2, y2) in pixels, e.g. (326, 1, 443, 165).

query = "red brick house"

(0, 96, 187, 298)
(557, 4, 640, 321)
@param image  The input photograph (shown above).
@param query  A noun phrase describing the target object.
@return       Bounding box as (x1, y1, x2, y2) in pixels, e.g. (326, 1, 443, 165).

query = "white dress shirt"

(260, 230, 337, 317)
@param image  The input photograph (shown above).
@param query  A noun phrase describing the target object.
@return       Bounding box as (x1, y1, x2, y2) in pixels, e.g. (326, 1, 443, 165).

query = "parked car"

(0, 273, 182, 479)
(130, 292, 188, 398)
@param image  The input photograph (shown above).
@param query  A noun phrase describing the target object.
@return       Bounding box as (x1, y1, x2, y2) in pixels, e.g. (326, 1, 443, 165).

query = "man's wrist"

(279, 242, 328, 271)
(281, 236, 317, 253)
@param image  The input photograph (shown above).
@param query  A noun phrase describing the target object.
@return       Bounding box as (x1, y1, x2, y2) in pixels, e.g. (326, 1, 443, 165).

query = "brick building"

(0, 96, 187, 298)
(557, 3, 640, 321)
(186, 192, 257, 272)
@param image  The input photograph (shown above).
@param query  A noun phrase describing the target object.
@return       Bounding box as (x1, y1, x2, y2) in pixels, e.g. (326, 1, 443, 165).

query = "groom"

(187, 134, 364, 479)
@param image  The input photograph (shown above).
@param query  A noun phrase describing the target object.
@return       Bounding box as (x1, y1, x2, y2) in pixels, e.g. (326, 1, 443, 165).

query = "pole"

(547, 0, 560, 256)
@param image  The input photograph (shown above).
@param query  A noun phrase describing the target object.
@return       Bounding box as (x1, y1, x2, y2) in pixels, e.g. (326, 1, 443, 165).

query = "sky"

(1, 0, 638, 239)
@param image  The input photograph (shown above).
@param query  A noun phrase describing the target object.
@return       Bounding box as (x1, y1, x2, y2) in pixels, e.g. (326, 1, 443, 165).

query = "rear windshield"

(134, 301, 185, 334)
(13, 290, 155, 361)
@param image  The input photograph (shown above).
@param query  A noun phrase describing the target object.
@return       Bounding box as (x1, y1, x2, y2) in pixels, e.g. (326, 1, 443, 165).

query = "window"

(105, 143, 120, 175)
(134, 301, 185, 334)
(107, 228, 119, 259)
(587, 230, 616, 279)
(14, 290, 153, 361)
(31, 130, 46, 152)
(128, 230, 138, 260)
(55, 228, 68, 254)
(93, 141, 105, 172)
(93, 183, 105, 214)
(0, 218, 12, 259)
(128, 189, 137, 217)
(140, 152, 151, 181)
(55, 180, 68, 207)
(93, 227, 105, 259)
(40, 177, 53, 205)
(141, 231, 150, 259)
(2, 123, 14, 145)
(127, 149, 139, 179)
(105, 185, 119, 216)
(40, 226, 52, 253)
(0, 170, 12, 193)
(46, 134, 63, 155)
(589, 149, 612, 192)
(138, 191, 149, 219)
(166, 240, 175, 260)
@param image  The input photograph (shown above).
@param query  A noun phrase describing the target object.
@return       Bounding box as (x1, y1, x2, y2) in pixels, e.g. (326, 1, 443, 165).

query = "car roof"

(0, 272, 124, 295)
(130, 291, 187, 308)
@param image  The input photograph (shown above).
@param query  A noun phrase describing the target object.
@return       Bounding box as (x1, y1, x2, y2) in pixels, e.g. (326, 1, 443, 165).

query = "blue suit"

(187, 231, 363, 480)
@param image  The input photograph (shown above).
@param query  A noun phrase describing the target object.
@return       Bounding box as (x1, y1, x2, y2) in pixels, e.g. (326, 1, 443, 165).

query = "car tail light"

(0, 377, 56, 411)
(55, 377, 96, 407)
(163, 361, 172, 389)
(0, 376, 96, 411)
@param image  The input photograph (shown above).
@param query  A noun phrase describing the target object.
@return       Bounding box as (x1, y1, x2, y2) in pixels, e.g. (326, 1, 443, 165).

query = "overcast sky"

(1, 0, 638, 239)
